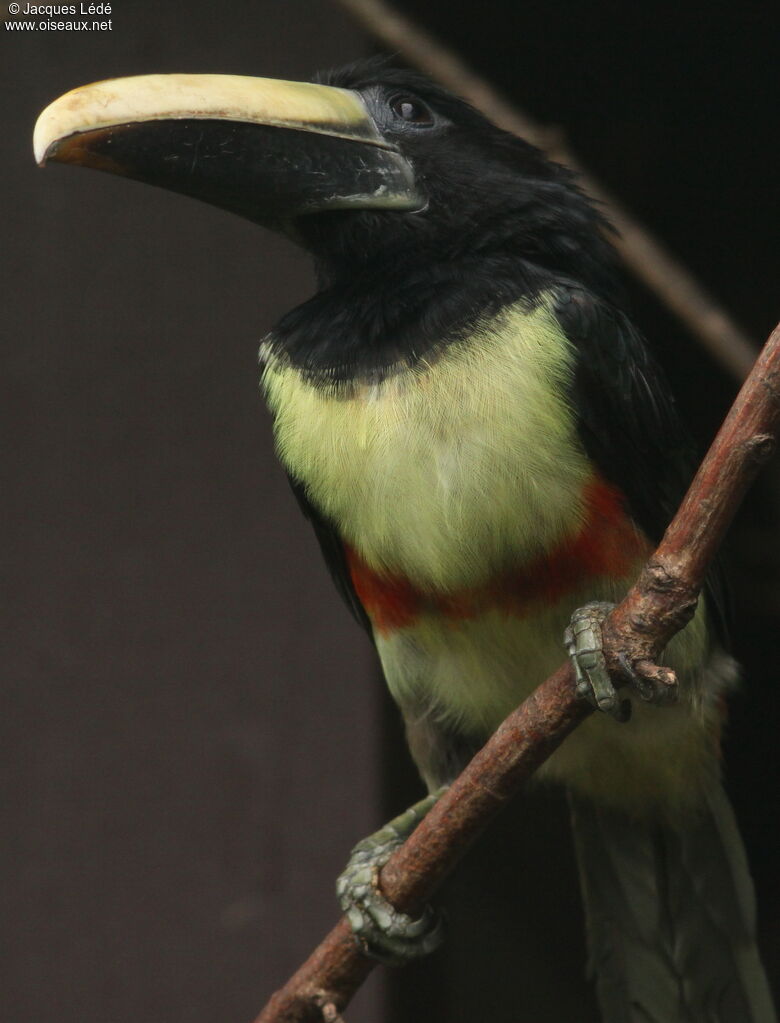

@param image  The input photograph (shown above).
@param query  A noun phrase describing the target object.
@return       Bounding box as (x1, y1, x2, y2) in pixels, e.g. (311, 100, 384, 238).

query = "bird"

(34, 56, 776, 1022)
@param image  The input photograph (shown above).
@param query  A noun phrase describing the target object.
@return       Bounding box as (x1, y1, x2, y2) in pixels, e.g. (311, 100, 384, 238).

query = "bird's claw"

(565, 601, 679, 719)
(336, 787, 447, 966)
(336, 832, 443, 966)
(565, 601, 631, 721)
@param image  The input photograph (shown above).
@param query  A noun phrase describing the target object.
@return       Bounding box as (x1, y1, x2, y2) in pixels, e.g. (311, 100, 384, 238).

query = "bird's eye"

(389, 94, 434, 125)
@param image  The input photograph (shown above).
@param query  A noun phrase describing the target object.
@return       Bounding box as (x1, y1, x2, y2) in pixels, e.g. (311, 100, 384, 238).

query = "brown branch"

(253, 321, 780, 1023)
(332, 0, 757, 380)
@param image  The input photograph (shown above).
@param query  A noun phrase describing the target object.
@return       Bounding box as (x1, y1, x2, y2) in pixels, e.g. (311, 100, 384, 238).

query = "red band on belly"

(345, 476, 650, 635)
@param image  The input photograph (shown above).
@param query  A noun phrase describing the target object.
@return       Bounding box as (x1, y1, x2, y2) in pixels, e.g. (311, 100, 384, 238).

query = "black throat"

(264, 243, 621, 387)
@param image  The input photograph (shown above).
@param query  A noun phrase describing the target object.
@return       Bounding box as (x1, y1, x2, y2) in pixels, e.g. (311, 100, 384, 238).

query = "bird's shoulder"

(550, 283, 692, 543)
(550, 283, 730, 644)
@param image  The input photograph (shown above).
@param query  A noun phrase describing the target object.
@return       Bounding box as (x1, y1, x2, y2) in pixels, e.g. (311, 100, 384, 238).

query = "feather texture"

(262, 297, 592, 591)
(570, 783, 776, 1022)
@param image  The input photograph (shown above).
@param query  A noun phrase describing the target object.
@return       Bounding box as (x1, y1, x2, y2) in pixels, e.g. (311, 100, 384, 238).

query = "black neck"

(265, 251, 613, 385)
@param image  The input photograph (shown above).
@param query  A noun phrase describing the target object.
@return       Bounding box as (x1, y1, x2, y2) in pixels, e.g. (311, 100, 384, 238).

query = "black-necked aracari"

(34, 58, 776, 1021)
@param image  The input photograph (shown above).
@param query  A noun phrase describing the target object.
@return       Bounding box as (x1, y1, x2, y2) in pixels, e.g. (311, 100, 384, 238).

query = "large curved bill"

(34, 73, 422, 223)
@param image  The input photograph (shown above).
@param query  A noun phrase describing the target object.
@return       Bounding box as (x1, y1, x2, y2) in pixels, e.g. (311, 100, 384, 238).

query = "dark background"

(3, 2, 779, 1021)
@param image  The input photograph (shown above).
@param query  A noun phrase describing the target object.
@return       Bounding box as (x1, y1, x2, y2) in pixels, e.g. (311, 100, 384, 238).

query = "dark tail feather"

(569, 785, 776, 1022)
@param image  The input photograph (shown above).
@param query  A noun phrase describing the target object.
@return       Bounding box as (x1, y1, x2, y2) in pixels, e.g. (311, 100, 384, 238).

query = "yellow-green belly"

(261, 295, 730, 816)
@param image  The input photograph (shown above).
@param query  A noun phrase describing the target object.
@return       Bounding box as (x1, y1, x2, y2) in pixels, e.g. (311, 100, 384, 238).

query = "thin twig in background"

(332, 0, 758, 380)
(253, 319, 780, 1023)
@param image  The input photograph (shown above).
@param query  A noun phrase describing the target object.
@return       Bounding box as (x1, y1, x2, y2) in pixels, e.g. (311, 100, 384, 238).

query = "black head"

(296, 57, 619, 301)
(36, 58, 623, 379)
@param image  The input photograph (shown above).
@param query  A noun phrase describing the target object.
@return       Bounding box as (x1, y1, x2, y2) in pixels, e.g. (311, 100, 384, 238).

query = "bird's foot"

(336, 788, 446, 966)
(565, 601, 677, 721)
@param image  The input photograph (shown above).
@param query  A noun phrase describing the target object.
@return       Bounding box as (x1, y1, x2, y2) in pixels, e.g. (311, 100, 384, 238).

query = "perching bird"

(34, 57, 776, 1021)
